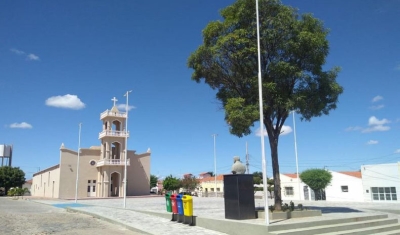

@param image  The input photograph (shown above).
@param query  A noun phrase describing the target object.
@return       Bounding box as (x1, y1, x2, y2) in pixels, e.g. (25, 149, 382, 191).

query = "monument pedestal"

(223, 174, 255, 220)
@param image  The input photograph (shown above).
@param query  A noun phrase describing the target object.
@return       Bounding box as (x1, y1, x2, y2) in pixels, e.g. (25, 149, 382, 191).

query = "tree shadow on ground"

(307, 206, 362, 213)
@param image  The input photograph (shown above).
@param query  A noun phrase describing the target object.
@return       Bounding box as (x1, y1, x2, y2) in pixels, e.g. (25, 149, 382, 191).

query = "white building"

(361, 162, 399, 203)
(280, 173, 305, 201)
(325, 171, 363, 202)
(280, 171, 363, 202)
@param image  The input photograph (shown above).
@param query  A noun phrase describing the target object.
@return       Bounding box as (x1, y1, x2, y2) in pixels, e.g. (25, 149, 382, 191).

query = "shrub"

(298, 203, 303, 211)
(289, 201, 295, 211)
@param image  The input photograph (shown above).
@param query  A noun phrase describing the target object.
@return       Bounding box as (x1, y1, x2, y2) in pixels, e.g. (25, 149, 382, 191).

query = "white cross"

(111, 97, 118, 106)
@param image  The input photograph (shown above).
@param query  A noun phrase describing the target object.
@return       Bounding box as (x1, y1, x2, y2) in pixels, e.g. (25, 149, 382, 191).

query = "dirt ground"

(0, 197, 146, 235)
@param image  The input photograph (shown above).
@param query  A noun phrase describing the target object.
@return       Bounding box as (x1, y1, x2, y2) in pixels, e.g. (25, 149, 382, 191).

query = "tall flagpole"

(74, 123, 82, 203)
(212, 134, 218, 197)
(292, 111, 301, 200)
(256, 0, 269, 225)
(123, 90, 132, 209)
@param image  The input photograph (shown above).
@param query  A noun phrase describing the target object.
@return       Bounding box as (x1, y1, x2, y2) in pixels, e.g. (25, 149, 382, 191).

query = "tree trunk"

(269, 134, 282, 211)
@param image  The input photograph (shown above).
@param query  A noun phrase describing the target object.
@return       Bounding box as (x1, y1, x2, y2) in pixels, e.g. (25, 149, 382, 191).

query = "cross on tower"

(111, 97, 118, 106)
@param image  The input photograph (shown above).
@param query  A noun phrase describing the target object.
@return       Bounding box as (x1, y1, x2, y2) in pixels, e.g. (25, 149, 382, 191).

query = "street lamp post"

(123, 90, 132, 209)
(256, 0, 270, 225)
(74, 123, 82, 203)
(212, 134, 218, 197)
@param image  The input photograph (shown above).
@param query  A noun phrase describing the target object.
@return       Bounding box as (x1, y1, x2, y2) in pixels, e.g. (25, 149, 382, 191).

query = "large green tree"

(162, 175, 181, 192)
(188, 0, 343, 210)
(0, 166, 26, 195)
(300, 168, 332, 200)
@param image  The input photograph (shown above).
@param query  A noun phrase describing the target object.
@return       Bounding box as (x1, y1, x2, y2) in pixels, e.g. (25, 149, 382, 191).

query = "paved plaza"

(25, 196, 400, 234)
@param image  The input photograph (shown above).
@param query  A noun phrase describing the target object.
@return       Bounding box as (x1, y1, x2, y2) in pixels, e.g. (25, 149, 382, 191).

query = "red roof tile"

(283, 173, 299, 179)
(338, 171, 362, 178)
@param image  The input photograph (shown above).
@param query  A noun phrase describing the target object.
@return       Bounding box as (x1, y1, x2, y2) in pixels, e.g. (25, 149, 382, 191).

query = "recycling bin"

(170, 194, 178, 214)
(176, 195, 184, 215)
(165, 193, 172, 212)
(182, 195, 193, 216)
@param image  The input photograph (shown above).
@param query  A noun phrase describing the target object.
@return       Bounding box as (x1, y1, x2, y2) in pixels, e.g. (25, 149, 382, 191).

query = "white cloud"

(368, 116, 390, 126)
(347, 116, 391, 133)
(255, 125, 292, 136)
(117, 104, 135, 112)
(27, 54, 40, 61)
(372, 95, 383, 102)
(345, 126, 363, 132)
(395, 149, 400, 153)
(45, 94, 85, 110)
(362, 116, 391, 133)
(369, 104, 384, 110)
(367, 140, 378, 145)
(9, 122, 32, 129)
(10, 48, 40, 61)
(10, 48, 25, 55)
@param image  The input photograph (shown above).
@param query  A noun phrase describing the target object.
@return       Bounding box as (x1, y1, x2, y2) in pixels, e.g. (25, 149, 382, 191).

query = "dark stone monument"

(223, 156, 255, 220)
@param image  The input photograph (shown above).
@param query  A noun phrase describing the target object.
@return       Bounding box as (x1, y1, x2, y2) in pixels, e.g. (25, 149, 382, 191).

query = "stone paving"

(29, 196, 400, 234)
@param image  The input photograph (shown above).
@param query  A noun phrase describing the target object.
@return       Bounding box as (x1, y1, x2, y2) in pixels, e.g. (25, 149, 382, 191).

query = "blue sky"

(1, 0, 399, 180)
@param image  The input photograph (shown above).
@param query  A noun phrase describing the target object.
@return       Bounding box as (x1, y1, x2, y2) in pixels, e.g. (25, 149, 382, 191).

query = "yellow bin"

(182, 195, 193, 216)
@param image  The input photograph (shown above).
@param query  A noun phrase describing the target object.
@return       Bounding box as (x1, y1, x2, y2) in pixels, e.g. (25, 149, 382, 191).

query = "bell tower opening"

(112, 120, 121, 132)
(111, 142, 121, 160)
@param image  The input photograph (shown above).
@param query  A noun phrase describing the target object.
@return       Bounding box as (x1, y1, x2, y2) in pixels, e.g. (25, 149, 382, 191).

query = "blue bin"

(176, 195, 184, 215)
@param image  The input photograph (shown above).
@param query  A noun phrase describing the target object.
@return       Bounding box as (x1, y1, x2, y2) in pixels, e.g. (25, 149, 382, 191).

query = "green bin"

(165, 193, 172, 212)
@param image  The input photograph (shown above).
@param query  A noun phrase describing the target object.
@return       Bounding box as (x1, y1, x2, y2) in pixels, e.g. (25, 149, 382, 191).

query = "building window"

(87, 186, 90, 192)
(371, 187, 397, 201)
(285, 187, 294, 196)
(211, 188, 214, 192)
(93, 186, 96, 192)
(341, 186, 348, 192)
(93, 180, 96, 184)
(88, 180, 91, 183)
(217, 188, 220, 192)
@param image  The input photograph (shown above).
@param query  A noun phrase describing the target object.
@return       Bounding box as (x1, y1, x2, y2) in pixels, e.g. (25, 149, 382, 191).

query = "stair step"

(271, 218, 399, 235)
(374, 228, 400, 235)
(268, 214, 388, 232)
(323, 223, 400, 235)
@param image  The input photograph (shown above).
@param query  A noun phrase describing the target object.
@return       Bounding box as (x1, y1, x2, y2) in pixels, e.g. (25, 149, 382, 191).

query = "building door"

(303, 186, 309, 200)
(87, 180, 96, 197)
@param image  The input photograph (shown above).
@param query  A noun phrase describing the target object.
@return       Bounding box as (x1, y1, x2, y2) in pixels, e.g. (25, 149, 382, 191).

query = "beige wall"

(127, 151, 150, 196)
(59, 148, 99, 199)
(32, 166, 60, 198)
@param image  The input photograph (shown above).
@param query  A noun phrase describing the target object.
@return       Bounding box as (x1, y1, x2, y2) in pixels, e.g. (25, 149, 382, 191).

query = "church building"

(31, 98, 151, 199)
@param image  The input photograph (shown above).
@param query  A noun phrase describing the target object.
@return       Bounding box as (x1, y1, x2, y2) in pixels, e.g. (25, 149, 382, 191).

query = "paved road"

(0, 197, 145, 235)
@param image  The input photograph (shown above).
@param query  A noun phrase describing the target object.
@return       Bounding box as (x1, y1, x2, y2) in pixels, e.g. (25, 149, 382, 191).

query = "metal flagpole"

(292, 111, 301, 200)
(212, 134, 218, 197)
(75, 123, 82, 203)
(256, 0, 269, 225)
(123, 90, 132, 209)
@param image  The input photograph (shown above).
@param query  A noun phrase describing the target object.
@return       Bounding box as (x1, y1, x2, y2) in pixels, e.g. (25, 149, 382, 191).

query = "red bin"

(170, 194, 178, 214)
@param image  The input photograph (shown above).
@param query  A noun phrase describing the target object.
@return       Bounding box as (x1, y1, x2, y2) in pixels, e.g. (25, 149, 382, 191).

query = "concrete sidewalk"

(29, 197, 400, 235)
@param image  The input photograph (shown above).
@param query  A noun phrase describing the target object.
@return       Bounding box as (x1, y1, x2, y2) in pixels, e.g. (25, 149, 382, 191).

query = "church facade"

(31, 99, 151, 199)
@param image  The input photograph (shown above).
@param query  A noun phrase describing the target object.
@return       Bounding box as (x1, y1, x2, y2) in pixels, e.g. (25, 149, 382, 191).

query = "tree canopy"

(0, 166, 26, 194)
(180, 175, 199, 191)
(187, 0, 342, 209)
(162, 175, 181, 191)
(150, 174, 158, 188)
(300, 168, 332, 191)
